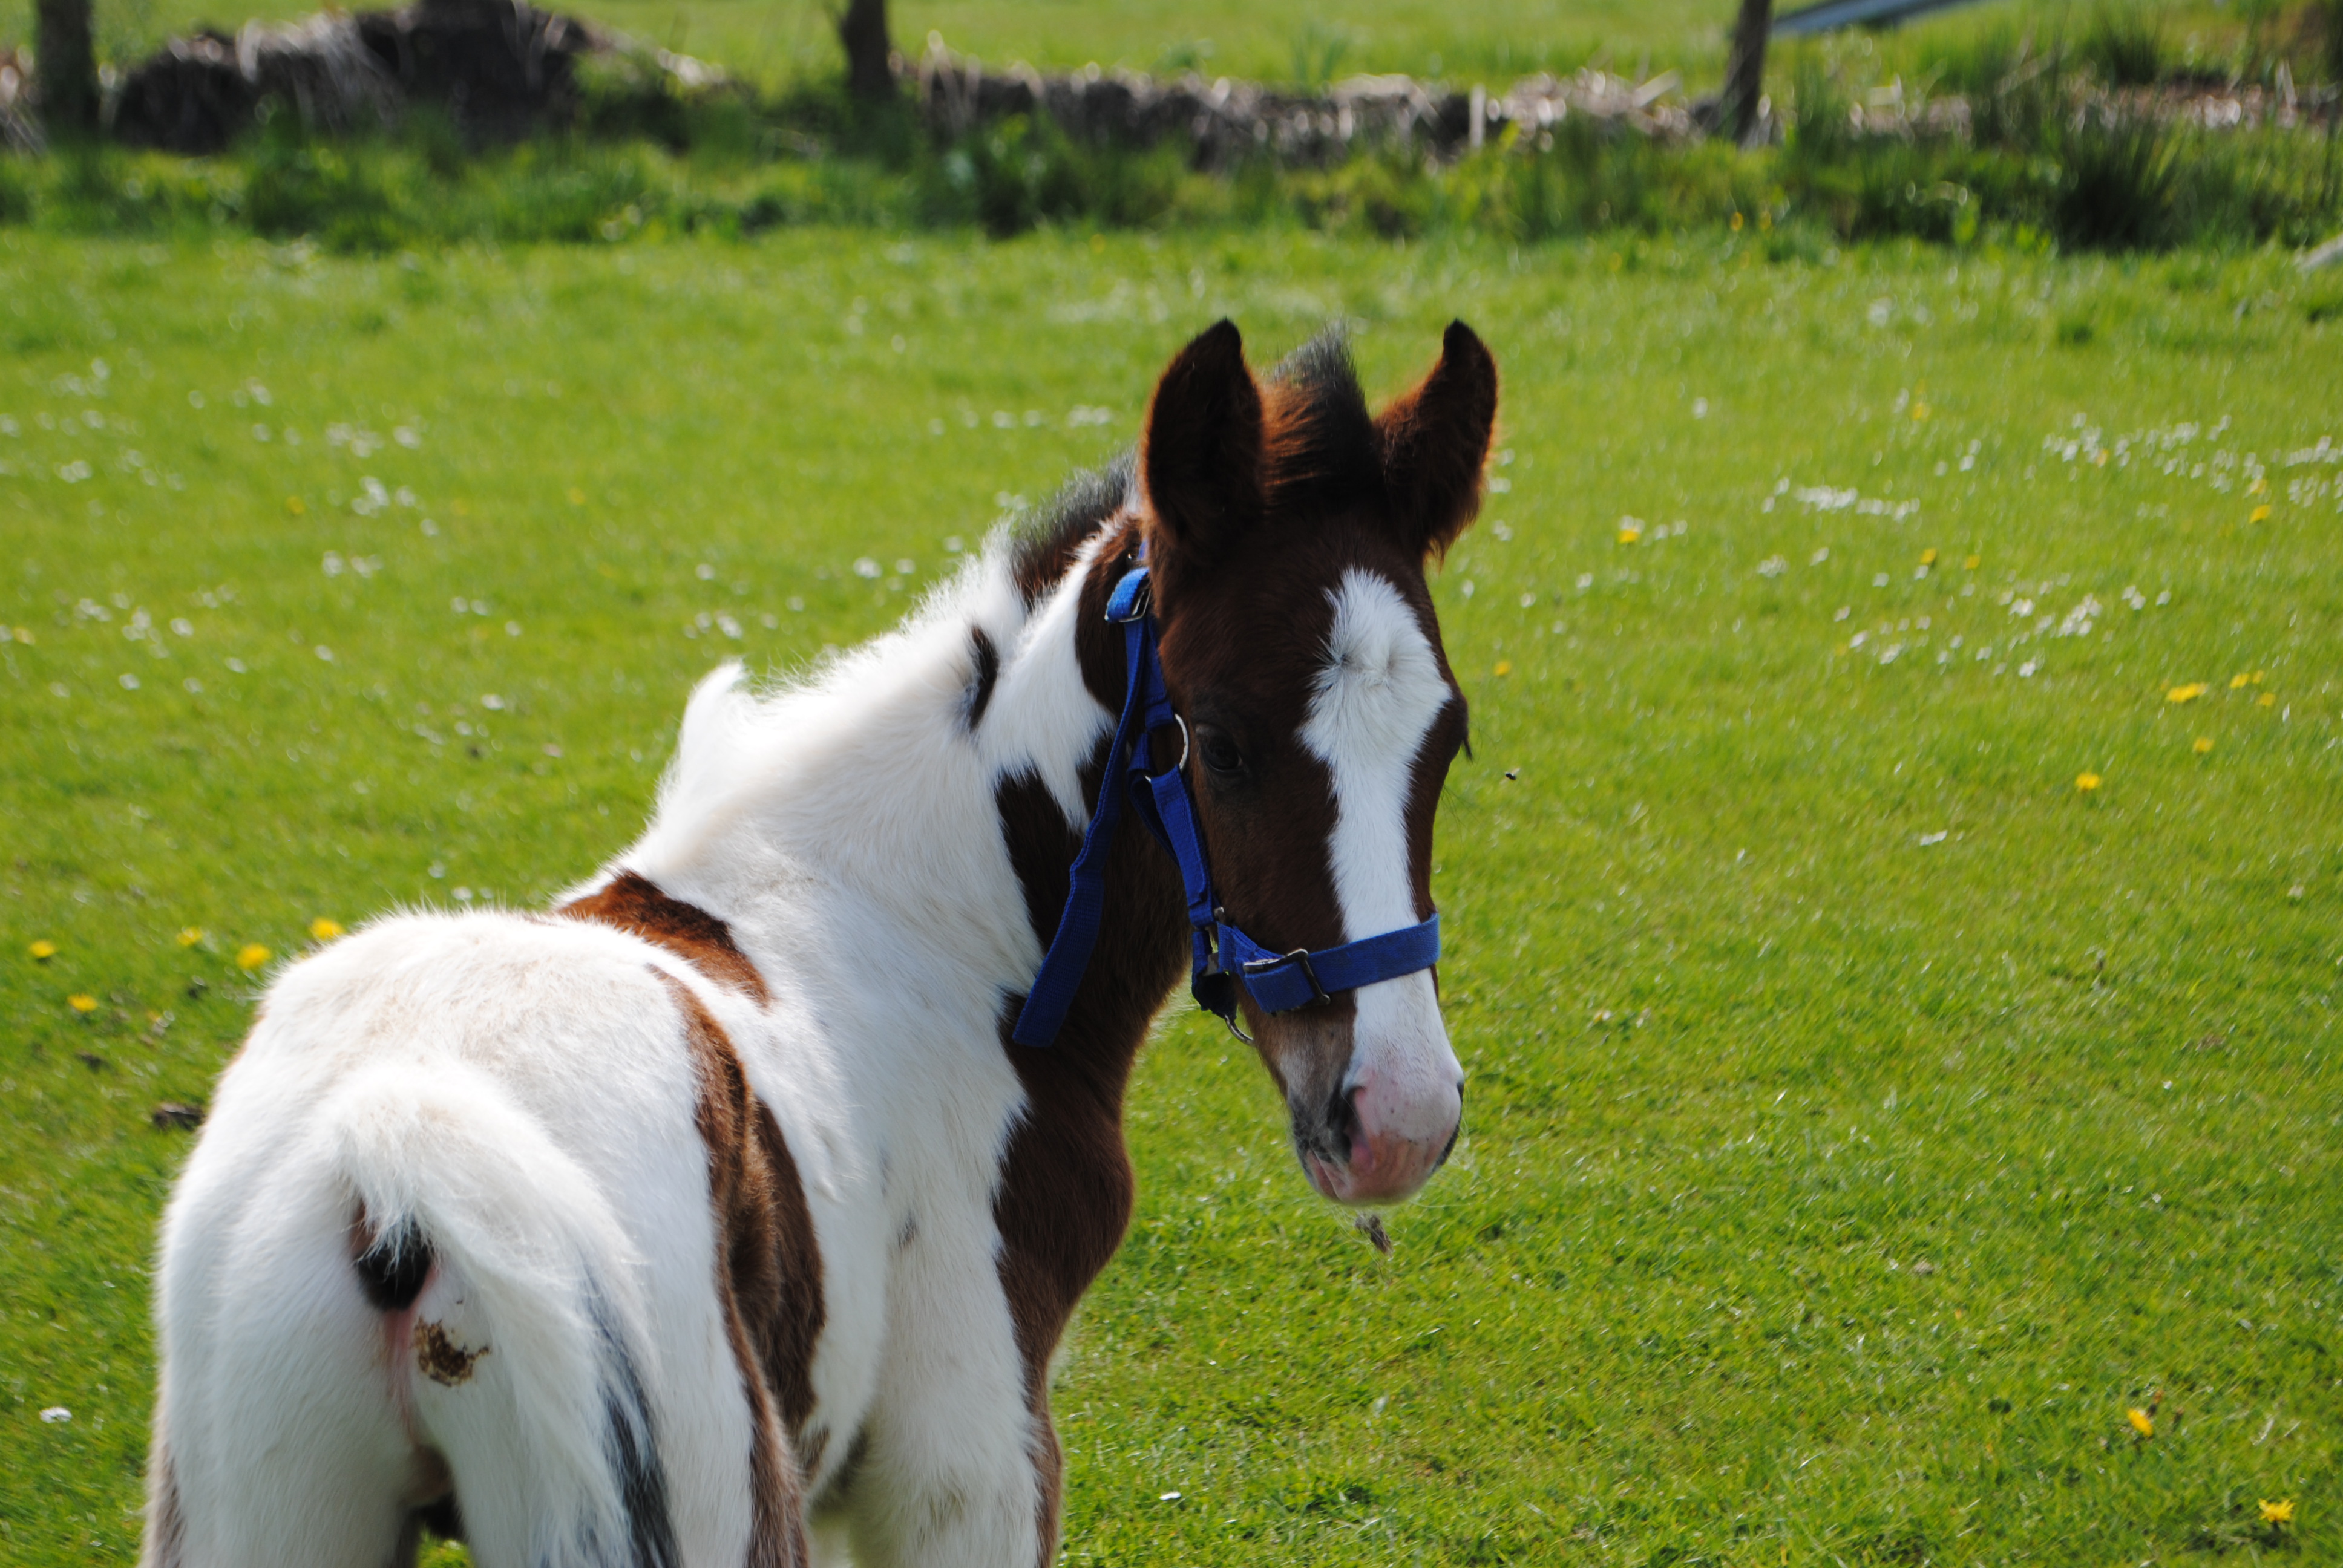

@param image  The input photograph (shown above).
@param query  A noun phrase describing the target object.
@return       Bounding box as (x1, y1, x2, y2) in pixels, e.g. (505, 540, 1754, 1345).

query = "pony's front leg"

(837, 1238, 1052, 1568)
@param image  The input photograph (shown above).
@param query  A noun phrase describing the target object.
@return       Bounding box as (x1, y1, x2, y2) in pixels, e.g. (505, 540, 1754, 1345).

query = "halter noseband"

(1012, 561, 1443, 1048)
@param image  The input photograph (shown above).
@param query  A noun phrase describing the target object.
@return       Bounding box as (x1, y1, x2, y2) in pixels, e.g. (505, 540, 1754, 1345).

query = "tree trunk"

(837, 0, 894, 102)
(36, 0, 100, 137)
(1720, 0, 1772, 147)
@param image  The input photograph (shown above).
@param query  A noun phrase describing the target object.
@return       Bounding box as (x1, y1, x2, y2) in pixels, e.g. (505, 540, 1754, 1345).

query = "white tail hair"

(329, 1058, 665, 1566)
(152, 1050, 681, 1568)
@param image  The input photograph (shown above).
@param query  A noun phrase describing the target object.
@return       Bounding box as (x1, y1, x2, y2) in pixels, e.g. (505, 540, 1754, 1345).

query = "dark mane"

(1009, 451, 1135, 604)
(1007, 328, 1379, 603)
(1263, 328, 1380, 512)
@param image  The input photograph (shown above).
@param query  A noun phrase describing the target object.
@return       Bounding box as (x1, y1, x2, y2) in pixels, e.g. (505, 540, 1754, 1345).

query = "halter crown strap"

(1012, 564, 1442, 1048)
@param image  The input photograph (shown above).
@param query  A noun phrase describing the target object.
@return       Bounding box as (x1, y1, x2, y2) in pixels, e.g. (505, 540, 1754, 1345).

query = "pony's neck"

(611, 506, 1197, 1410)
(998, 517, 1190, 1080)
(615, 511, 1191, 1059)
(989, 515, 1191, 1400)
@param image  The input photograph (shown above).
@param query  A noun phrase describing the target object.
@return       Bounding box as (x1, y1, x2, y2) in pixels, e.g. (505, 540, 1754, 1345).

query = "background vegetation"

(4, 0, 2342, 255)
(0, 0, 2332, 97)
(2, 220, 2340, 1565)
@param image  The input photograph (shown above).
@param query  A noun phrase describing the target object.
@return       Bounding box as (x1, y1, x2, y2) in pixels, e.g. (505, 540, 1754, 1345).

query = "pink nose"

(1302, 1080, 1462, 1207)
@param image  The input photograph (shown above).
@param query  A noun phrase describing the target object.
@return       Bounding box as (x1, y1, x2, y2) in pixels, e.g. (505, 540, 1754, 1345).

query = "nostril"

(1327, 1085, 1362, 1149)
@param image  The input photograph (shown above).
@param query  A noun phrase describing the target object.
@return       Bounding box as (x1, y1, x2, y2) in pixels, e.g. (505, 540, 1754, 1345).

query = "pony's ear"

(1375, 320, 1499, 563)
(1141, 319, 1265, 567)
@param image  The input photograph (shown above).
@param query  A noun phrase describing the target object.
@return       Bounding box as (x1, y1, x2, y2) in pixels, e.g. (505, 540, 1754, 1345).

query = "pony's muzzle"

(1271, 975, 1462, 1207)
(1302, 1073, 1462, 1206)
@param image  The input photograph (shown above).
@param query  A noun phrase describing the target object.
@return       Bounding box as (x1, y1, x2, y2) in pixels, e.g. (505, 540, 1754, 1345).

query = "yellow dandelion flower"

(2127, 1408, 2154, 1437)
(1730, 211, 1744, 232)
(566, 487, 587, 506)
(1963, 554, 1981, 570)
(2193, 737, 2213, 754)
(2247, 475, 2267, 495)
(177, 926, 205, 948)
(309, 917, 346, 942)
(2094, 448, 2108, 466)
(2257, 692, 2276, 708)
(1920, 548, 1939, 566)
(1617, 524, 1642, 544)
(2167, 683, 2207, 704)
(2230, 673, 2252, 689)
(236, 943, 272, 972)
(68, 994, 98, 1013)
(286, 495, 307, 516)
(30, 939, 58, 961)
(2076, 772, 2102, 792)
(1493, 660, 1513, 677)
(1912, 402, 1930, 422)
(2249, 670, 2265, 684)
(2259, 1499, 2294, 1525)
(2249, 504, 2272, 523)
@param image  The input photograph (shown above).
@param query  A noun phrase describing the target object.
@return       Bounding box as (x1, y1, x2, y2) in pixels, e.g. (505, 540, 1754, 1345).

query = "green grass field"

(4, 221, 2341, 1566)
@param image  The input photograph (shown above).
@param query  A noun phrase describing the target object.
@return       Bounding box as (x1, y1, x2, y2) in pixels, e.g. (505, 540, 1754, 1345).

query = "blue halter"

(1012, 563, 1443, 1048)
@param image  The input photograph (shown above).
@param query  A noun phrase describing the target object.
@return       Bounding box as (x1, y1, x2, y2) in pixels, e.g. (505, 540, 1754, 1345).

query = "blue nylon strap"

(1013, 563, 1443, 1047)
(1009, 570, 1154, 1047)
(1216, 913, 1442, 1016)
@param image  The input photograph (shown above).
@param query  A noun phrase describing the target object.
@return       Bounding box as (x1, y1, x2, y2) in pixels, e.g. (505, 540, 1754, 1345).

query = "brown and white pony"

(143, 319, 1498, 1568)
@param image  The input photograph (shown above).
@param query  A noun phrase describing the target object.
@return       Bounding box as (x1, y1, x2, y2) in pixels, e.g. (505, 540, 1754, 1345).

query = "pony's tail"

(330, 1060, 679, 1568)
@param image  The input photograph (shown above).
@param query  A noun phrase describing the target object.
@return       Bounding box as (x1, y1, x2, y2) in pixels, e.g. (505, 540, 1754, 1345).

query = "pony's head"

(1141, 319, 1496, 1207)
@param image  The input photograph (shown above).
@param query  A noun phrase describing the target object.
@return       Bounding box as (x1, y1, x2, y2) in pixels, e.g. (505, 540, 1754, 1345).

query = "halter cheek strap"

(1012, 564, 1442, 1048)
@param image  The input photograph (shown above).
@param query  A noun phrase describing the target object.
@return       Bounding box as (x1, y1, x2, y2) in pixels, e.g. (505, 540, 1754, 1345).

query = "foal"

(144, 319, 1499, 1568)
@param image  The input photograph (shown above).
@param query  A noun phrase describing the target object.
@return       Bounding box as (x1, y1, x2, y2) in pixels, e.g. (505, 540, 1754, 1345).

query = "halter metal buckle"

(1194, 924, 1255, 1044)
(1245, 947, 1332, 1008)
(1106, 575, 1153, 624)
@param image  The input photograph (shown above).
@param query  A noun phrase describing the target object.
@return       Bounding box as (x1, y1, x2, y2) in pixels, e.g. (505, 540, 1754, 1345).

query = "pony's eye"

(1196, 728, 1244, 776)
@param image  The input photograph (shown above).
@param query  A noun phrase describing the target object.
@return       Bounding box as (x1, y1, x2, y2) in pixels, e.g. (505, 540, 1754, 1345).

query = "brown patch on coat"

(142, 1428, 185, 1568)
(561, 872, 770, 1005)
(665, 976, 818, 1567)
(991, 321, 1493, 1558)
(407, 1447, 456, 1509)
(413, 1320, 489, 1385)
(965, 626, 1001, 731)
(1144, 322, 1480, 1077)
(991, 535, 1188, 1567)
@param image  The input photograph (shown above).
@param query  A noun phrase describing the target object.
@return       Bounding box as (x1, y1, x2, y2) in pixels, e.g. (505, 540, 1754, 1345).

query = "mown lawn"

(2, 223, 2339, 1566)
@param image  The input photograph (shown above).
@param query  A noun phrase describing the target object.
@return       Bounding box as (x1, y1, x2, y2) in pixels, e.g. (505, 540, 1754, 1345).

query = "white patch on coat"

(153, 916, 756, 1568)
(151, 512, 1126, 1568)
(1299, 569, 1463, 1135)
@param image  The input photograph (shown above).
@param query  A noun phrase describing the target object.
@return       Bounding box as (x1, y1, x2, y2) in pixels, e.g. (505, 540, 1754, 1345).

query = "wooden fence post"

(1722, 0, 1774, 146)
(839, 0, 895, 102)
(35, 0, 100, 137)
